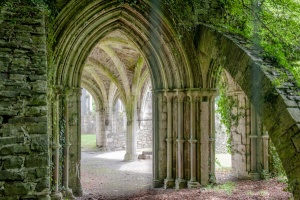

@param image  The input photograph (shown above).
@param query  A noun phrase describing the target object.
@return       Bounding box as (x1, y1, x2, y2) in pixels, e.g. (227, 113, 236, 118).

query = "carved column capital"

(164, 91, 175, 100)
(176, 90, 186, 102)
(187, 90, 202, 102)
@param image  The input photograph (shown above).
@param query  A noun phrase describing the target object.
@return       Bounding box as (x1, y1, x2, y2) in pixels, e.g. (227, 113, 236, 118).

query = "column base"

(250, 172, 260, 180)
(188, 180, 200, 188)
(63, 188, 75, 200)
(153, 179, 162, 188)
(50, 192, 62, 200)
(175, 179, 186, 189)
(124, 153, 138, 161)
(164, 178, 175, 189)
(73, 185, 83, 197)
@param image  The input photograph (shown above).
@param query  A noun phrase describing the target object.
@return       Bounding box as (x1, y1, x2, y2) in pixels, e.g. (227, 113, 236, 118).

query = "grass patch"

(81, 134, 96, 149)
(207, 181, 236, 195)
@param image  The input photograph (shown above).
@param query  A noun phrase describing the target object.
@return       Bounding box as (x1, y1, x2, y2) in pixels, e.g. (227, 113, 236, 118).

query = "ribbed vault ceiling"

(81, 30, 149, 110)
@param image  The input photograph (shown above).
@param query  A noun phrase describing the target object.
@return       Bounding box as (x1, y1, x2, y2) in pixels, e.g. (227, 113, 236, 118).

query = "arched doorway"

(49, 1, 194, 197)
(48, 1, 300, 199)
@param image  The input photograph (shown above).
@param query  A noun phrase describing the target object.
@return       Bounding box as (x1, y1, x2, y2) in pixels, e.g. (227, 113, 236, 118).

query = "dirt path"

(76, 151, 292, 200)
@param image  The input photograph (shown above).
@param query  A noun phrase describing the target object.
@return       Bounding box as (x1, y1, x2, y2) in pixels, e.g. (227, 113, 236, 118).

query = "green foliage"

(163, 0, 201, 37)
(206, 181, 236, 195)
(269, 140, 286, 177)
(213, 0, 300, 85)
(216, 76, 239, 153)
(161, 0, 300, 84)
(81, 134, 97, 149)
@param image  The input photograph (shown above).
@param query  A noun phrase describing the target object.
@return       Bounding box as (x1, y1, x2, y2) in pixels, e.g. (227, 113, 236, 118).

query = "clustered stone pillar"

(175, 90, 186, 189)
(63, 89, 76, 199)
(164, 91, 175, 188)
(152, 90, 163, 188)
(67, 87, 83, 196)
(187, 90, 200, 188)
(51, 91, 62, 199)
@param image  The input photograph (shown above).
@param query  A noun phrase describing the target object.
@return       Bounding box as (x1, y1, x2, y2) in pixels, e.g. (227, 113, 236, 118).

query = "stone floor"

(79, 150, 153, 198)
(78, 150, 234, 199)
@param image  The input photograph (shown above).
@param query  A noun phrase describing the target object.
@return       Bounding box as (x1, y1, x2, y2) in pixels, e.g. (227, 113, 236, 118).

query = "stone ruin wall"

(0, 1, 50, 199)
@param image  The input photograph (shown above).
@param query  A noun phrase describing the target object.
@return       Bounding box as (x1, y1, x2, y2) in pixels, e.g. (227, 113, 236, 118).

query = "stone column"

(187, 90, 201, 188)
(95, 109, 101, 147)
(262, 129, 269, 177)
(68, 88, 83, 196)
(152, 90, 162, 188)
(51, 88, 62, 199)
(124, 99, 138, 161)
(249, 105, 259, 180)
(175, 90, 186, 189)
(96, 109, 106, 148)
(63, 90, 75, 199)
(200, 94, 209, 185)
(208, 92, 217, 183)
(164, 91, 175, 188)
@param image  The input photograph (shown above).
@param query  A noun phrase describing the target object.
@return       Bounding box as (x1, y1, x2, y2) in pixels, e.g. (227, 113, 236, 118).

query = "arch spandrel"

(197, 24, 300, 198)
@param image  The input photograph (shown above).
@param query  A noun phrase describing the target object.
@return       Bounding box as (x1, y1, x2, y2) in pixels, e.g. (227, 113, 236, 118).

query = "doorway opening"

(79, 29, 153, 197)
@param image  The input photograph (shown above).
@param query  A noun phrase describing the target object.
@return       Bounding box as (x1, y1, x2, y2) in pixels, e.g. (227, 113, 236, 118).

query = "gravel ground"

(76, 151, 292, 200)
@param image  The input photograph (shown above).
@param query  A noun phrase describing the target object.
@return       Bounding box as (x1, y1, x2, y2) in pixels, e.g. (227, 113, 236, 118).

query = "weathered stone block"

(31, 81, 46, 93)
(36, 168, 49, 178)
(26, 169, 37, 180)
(27, 122, 47, 134)
(0, 170, 26, 181)
(35, 177, 50, 192)
(4, 182, 30, 195)
(9, 116, 47, 124)
(0, 196, 20, 200)
(286, 108, 300, 123)
(24, 96, 47, 106)
(13, 145, 30, 154)
(0, 136, 25, 145)
(3, 157, 24, 169)
(0, 91, 20, 98)
(0, 146, 14, 156)
(292, 133, 300, 153)
(30, 135, 48, 152)
(1, 124, 22, 137)
(25, 154, 48, 168)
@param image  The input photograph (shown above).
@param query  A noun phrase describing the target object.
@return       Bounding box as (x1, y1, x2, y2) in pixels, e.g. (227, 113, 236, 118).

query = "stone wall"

(81, 88, 96, 134)
(137, 91, 153, 149)
(0, 1, 49, 199)
(106, 111, 126, 151)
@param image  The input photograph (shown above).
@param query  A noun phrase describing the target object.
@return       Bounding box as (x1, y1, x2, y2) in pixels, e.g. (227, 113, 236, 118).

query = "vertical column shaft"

(97, 109, 107, 148)
(209, 94, 216, 183)
(175, 91, 186, 189)
(52, 94, 60, 194)
(63, 91, 75, 198)
(164, 91, 174, 188)
(187, 91, 200, 188)
(124, 99, 138, 161)
(262, 130, 269, 173)
(249, 104, 259, 180)
(152, 91, 160, 187)
(95, 110, 101, 147)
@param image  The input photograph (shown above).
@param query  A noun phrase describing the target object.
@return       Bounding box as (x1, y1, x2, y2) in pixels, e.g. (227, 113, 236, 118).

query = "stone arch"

(51, 0, 196, 89)
(49, 0, 199, 196)
(197, 24, 300, 198)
